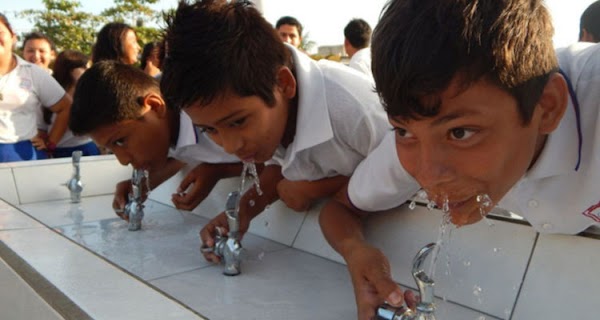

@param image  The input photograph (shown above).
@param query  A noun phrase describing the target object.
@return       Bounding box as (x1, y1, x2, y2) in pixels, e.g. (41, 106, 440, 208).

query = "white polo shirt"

(348, 47, 372, 78)
(266, 45, 390, 181)
(347, 42, 600, 235)
(168, 111, 239, 165)
(497, 42, 600, 234)
(0, 56, 65, 143)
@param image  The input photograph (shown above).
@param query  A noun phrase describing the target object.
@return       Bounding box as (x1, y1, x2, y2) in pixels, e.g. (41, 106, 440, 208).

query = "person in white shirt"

(344, 18, 372, 77)
(160, 0, 390, 264)
(319, 1, 600, 319)
(0, 14, 70, 162)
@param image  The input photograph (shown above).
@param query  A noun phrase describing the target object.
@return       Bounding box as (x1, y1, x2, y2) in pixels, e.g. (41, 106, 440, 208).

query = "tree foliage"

(18, 0, 166, 56)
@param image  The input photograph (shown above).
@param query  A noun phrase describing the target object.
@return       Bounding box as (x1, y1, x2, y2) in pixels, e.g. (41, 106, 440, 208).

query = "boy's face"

(185, 68, 296, 163)
(390, 76, 564, 226)
(89, 97, 172, 172)
(278, 24, 301, 48)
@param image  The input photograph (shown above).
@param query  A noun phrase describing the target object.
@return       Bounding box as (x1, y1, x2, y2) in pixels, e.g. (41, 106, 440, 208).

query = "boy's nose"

(113, 149, 133, 167)
(413, 145, 454, 190)
(219, 133, 243, 155)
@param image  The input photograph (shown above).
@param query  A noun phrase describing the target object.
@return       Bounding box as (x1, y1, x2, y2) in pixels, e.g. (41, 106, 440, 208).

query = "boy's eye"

(230, 118, 246, 128)
(113, 138, 126, 147)
(393, 127, 413, 138)
(449, 128, 475, 140)
(199, 126, 216, 134)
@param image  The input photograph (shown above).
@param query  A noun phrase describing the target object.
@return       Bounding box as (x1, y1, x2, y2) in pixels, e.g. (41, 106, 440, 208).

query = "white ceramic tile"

(292, 200, 345, 264)
(365, 204, 537, 319)
(53, 206, 286, 281)
(0, 199, 44, 230)
(0, 257, 63, 320)
(0, 228, 204, 319)
(512, 234, 600, 320)
(151, 248, 356, 320)
(13, 155, 131, 204)
(18, 195, 173, 228)
(0, 168, 19, 205)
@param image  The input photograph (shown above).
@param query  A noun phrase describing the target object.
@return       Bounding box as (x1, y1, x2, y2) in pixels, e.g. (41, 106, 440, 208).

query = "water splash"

(426, 200, 436, 210)
(476, 194, 494, 227)
(416, 189, 429, 201)
(240, 161, 263, 196)
(473, 285, 483, 304)
(428, 196, 450, 279)
(409, 201, 417, 210)
(143, 169, 151, 196)
(248, 200, 256, 207)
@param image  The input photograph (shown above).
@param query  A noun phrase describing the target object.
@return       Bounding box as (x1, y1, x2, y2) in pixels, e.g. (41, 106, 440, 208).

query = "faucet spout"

(377, 243, 438, 320)
(65, 151, 83, 203)
(125, 169, 145, 231)
(202, 191, 244, 276)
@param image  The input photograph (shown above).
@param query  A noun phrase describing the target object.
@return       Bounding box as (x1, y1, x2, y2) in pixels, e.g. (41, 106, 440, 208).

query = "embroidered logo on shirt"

(19, 79, 32, 91)
(582, 201, 600, 223)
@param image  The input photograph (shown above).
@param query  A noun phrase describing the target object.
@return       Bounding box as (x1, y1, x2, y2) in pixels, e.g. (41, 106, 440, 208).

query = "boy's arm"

(319, 185, 408, 320)
(200, 164, 283, 263)
(112, 158, 185, 217)
(173, 162, 261, 210)
(277, 175, 349, 211)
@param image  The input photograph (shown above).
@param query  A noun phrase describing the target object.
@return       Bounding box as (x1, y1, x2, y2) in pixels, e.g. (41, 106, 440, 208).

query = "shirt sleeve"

(31, 65, 66, 108)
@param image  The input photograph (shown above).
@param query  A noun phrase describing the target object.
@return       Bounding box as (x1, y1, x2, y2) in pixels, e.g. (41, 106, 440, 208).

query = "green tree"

(19, 0, 105, 55)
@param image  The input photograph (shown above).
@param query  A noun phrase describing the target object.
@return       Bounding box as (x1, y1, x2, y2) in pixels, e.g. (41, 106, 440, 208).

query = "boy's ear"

(142, 93, 168, 117)
(276, 66, 297, 99)
(536, 72, 568, 134)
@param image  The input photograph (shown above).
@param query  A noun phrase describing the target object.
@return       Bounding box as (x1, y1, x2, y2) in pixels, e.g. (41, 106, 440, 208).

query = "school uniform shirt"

(347, 42, 600, 235)
(168, 111, 239, 165)
(265, 44, 390, 181)
(0, 56, 65, 143)
(497, 42, 600, 234)
(348, 47, 372, 78)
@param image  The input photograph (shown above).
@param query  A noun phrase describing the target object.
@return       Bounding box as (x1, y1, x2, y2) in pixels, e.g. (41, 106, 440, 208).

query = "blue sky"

(3, 0, 597, 49)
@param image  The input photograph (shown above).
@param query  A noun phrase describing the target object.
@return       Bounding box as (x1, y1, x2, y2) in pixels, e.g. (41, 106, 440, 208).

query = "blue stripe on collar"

(558, 69, 582, 171)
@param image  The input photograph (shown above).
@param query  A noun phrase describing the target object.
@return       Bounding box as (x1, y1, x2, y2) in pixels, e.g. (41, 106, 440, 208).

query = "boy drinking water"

(319, 0, 600, 319)
(69, 61, 243, 217)
(160, 0, 391, 263)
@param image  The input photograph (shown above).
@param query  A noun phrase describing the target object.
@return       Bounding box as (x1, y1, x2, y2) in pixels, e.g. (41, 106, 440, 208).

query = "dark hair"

(276, 16, 303, 36)
(22, 32, 56, 51)
(580, 1, 600, 42)
(0, 13, 14, 35)
(92, 22, 135, 64)
(344, 18, 372, 49)
(140, 41, 164, 70)
(372, 0, 558, 125)
(69, 61, 160, 135)
(53, 50, 88, 90)
(161, 0, 290, 110)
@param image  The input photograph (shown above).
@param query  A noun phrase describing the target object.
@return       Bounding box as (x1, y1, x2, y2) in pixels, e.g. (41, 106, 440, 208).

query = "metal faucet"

(65, 150, 83, 203)
(377, 243, 438, 320)
(201, 191, 244, 276)
(124, 169, 145, 231)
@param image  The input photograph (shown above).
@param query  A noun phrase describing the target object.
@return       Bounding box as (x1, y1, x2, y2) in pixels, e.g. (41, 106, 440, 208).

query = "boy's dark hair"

(92, 22, 135, 64)
(53, 50, 88, 90)
(580, 1, 600, 42)
(161, 0, 290, 110)
(372, 0, 558, 125)
(344, 18, 372, 49)
(276, 16, 303, 36)
(22, 32, 56, 51)
(69, 61, 160, 135)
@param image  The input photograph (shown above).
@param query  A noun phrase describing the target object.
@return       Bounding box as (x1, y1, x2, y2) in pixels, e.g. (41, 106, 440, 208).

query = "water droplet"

(442, 196, 449, 213)
(504, 308, 512, 318)
(426, 200, 436, 210)
(477, 316, 486, 320)
(258, 252, 265, 260)
(463, 260, 471, 267)
(473, 285, 482, 296)
(265, 205, 271, 211)
(408, 201, 416, 210)
(493, 247, 501, 253)
(416, 189, 429, 200)
(476, 194, 492, 208)
(264, 221, 269, 227)
(248, 200, 255, 207)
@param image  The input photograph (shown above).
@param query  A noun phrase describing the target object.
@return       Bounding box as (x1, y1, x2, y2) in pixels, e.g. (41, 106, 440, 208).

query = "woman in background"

(0, 13, 70, 162)
(92, 22, 141, 65)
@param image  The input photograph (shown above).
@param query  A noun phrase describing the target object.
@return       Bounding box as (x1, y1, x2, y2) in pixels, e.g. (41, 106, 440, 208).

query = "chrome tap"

(65, 150, 83, 203)
(377, 243, 438, 320)
(124, 169, 145, 231)
(201, 191, 244, 276)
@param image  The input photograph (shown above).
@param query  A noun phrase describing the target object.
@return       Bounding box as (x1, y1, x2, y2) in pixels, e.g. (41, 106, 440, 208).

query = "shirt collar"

(172, 111, 198, 151)
(286, 44, 334, 154)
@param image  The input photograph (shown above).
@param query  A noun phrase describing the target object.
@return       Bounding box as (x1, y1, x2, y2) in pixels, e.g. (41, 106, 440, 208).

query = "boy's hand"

(276, 179, 313, 212)
(345, 243, 411, 320)
(172, 164, 220, 211)
(31, 135, 47, 150)
(199, 210, 250, 263)
(113, 180, 132, 220)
